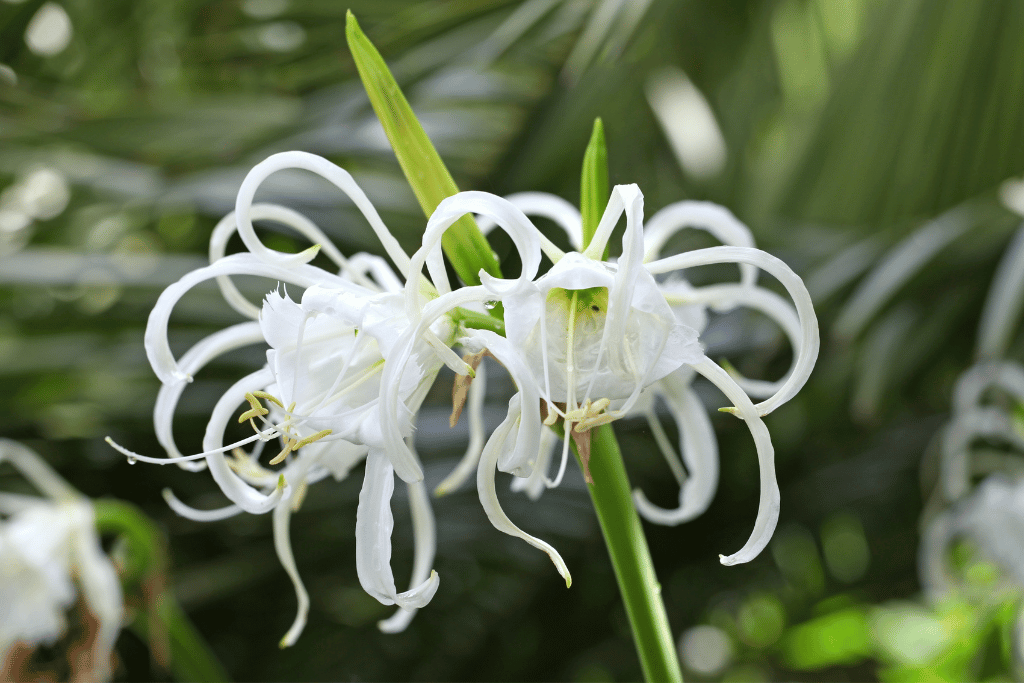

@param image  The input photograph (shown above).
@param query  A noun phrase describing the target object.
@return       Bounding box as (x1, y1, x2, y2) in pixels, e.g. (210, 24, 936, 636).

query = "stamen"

(270, 441, 294, 466)
(252, 391, 286, 408)
(292, 429, 332, 450)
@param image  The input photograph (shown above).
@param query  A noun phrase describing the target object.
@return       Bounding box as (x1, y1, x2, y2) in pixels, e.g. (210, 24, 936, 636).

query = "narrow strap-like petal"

(941, 407, 1024, 500)
(468, 330, 541, 476)
(201, 369, 287, 514)
(642, 201, 756, 286)
(510, 427, 559, 501)
(380, 285, 492, 482)
(379, 479, 436, 633)
(952, 361, 1024, 414)
(675, 283, 802, 399)
(476, 191, 582, 251)
(633, 373, 719, 525)
(692, 357, 779, 566)
(209, 203, 360, 319)
(404, 191, 543, 318)
(355, 448, 440, 608)
(649, 246, 819, 416)
(155, 321, 264, 472)
(476, 412, 571, 586)
(274, 460, 312, 648)
(145, 253, 348, 384)
(235, 152, 411, 275)
(162, 489, 244, 522)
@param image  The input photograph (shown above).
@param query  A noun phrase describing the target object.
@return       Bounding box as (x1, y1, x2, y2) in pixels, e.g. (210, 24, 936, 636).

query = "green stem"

(450, 306, 506, 335)
(583, 425, 683, 683)
(94, 499, 230, 682)
(130, 598, 232, 683)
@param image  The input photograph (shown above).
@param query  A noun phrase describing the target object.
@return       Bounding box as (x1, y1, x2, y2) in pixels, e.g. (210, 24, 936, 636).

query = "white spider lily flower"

(448, 187, 818, 566)
(0, 441, 122, 682)
(110, 151, 487, 641)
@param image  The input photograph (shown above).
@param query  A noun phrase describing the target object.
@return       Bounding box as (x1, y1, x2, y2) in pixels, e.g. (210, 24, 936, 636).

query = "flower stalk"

(581, 425, 683, 683)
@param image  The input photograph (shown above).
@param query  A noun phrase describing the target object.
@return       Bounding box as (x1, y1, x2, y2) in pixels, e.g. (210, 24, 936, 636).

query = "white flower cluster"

(0, 440, 122, 681)
(920, 225, 1024, 600)
(111, 151, 819, 645)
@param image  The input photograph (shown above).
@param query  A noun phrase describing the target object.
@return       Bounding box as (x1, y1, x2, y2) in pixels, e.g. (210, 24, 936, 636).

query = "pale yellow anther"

(286, 402, 296, 413)
(269, 441, 294, 466)
(238, 406, 269, 423)
(292, 429, 332, 450)
(543, 408, 559, 426)
(251, 391, 286, 409)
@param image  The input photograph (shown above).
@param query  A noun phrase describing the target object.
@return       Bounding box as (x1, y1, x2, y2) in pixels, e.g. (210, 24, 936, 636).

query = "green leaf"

(580, 117, 609, 254)
(345, 11, 501, 286)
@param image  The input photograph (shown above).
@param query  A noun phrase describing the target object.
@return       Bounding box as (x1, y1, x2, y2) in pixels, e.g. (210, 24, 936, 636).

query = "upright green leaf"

(345, 11, 501, 286)
(580, 117, 609, 254)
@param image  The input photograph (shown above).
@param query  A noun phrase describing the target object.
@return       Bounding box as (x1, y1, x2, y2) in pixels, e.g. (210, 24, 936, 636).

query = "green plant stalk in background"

(94, 500, 230, 683)
(346, 11, 501, 289)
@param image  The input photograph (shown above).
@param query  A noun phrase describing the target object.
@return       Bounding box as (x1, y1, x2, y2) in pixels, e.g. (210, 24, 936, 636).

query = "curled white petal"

(162, 489, 243, 522)
(476, 191, 581, 252)
(692, 358, 779, 566)
(381, 286, 492, 483)
(235, 152, 411, 274)
(201, 369, 286, 514)
(642, 201, 756, 287)
(379, 479, 436, 633)
(274, 457, 315, 648)
(510, 427, 560, 501)
(476, 411, 571, 586)
(648, 246, 819, 416)
(634, 373, 719, 525)
(941, 407, 1024, 501)
(407, 191, 543, 315)
(953, 361, 1024, 414)
(210, 203, 376, 319)
(675, 283, 803, 399)
(469, 330, 541, 476)
(355, 449, 439, 609)
(155, 321, 264, 472)
(145, 253, 348, 384)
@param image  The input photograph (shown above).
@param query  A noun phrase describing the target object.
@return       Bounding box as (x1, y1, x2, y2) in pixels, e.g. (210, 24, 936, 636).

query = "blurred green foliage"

(3, 0, 1024, 680)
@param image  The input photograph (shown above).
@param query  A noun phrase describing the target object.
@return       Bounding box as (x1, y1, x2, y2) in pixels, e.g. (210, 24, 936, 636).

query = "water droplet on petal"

(483, 300, 497, 310)
(127, 456, 137, 465)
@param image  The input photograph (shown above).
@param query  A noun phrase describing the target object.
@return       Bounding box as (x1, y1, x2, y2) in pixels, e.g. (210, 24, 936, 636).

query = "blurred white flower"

(0, 440, 122, 682)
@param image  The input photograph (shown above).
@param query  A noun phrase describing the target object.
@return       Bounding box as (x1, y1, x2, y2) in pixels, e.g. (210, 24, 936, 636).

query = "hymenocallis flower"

(390, 182, 818, 570)
(107, 151, 545, 643)
(0, 440, 123, 682)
